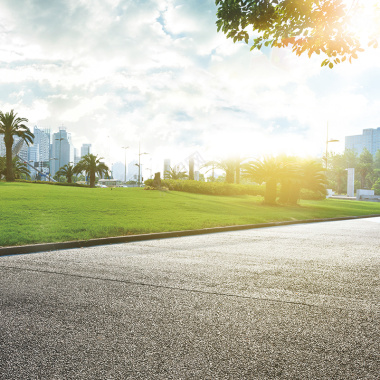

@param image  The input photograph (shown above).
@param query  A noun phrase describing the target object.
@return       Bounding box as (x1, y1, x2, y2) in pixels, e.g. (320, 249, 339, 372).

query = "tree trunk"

(235, 163, 240, 184)
(189, 158, 194, 180)
(90, 172, 96, 188)
(225, 170, 234, 184)
(5, 137, 14, 182)
(264, 178, 277, 204)
(68, 176, 72, 184)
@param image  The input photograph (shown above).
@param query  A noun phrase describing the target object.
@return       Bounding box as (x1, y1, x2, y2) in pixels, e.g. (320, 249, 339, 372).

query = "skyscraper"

(33, 126, 50, 162)
(51, 128, 71, 176)
(345, 128, 380, 156)
(81, 143, 91, 157)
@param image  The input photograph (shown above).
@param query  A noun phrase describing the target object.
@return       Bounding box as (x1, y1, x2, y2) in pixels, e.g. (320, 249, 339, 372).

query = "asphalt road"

(1, 218, 379, 379)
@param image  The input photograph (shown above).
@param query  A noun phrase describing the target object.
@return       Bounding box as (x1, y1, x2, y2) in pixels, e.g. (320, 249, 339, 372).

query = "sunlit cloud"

(0, 0, 379, 176)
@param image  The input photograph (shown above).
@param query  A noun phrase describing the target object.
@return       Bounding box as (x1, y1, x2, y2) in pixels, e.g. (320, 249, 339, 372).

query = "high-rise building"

(345, 128, 380, 156)
(28, 145, 39, 162)
(0, 138, 5, 157)
(51, 128, 71, 176)
(74, 148, 81, 164)
(127, 160, 138, 181)
(0, 135, 28, 161)
(33, 127, 50, 162)
(81, 143, 91, 157)
(112, 162, 125, 181)
(14, 136, 28, 162)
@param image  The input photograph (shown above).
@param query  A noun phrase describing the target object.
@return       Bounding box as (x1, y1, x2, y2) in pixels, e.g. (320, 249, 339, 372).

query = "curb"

(1, 214, 379, 257)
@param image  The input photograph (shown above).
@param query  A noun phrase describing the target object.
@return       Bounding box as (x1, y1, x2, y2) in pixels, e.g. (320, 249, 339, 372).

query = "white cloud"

(0, 0, 379, 174)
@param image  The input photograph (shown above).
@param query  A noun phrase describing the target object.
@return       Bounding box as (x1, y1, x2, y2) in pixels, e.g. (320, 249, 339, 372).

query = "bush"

(144, 179, 265, 196)
(14, 179, 89, 187)
(299, 188, 326, 200)
(372, 179, 380, 195)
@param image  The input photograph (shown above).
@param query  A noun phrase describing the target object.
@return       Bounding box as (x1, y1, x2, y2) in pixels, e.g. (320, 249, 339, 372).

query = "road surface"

(1, 218, 379, 379)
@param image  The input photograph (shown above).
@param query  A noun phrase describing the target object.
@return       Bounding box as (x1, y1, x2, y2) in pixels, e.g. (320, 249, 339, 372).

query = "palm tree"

(0, 156, 30, 180)
(0, 110, 34, 182)
(74, 154, 109, 188)
(356, 163, 372, 188)
(242, 156, 292, 204)
(56, 164, 75, 183)
(203, 158, 237, 184)
(165, 166, 188, 180)
(279, 159, 326, 204)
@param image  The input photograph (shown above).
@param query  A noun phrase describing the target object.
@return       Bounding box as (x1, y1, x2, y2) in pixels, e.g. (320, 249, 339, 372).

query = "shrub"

(299, 188, 326, 200)
(143, 179, 265, 196)
(14, 179, 89, 187)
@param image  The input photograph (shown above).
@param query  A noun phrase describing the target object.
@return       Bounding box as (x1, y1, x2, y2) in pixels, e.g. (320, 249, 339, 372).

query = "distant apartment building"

(0, 135, 28, 161)
(112, 162, 125, 181)
(345, 128, 380, 156)
(74, 148, 81, 165)
(28, 145, 39, 162)
(127, 160, 138, 181)
(33, 127, 50, 162)
(81, 143, 91, 157)
(51, 128, 71, 176)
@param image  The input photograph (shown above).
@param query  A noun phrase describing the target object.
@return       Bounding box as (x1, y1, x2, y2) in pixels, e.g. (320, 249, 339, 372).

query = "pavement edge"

(1, 214, 379, 257)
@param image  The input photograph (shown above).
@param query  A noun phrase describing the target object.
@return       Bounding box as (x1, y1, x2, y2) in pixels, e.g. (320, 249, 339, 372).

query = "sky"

(0, 0, 380, 175)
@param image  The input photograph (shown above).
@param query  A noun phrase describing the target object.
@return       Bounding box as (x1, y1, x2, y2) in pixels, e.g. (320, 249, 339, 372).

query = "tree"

(165, 166, 189, 180)
(359, 147, 373, 165)
(0, 110, 34, 182)
(0, 156, 30, 180)
(203, 157, 244, 184)
(374, 150, 380, 169)
(356, 163, 372, 188)
(275, 156, 326, 204)
(215, 0, 378, 68)
(242, 156, 292, 204)
(74, 154, 109, 188)
(56, 164, 75, 183)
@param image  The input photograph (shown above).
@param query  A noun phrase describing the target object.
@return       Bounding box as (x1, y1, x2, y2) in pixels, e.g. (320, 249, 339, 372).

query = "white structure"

(164, 159, 170, 179)
(347, 168, 355, 197)
(356, 189, 375, 200)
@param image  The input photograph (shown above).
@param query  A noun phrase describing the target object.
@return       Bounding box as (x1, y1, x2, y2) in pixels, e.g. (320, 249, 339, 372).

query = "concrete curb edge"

(1, 214, 380, 257)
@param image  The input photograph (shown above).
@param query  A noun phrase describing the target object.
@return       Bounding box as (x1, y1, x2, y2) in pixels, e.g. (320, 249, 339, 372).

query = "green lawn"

(1, 182, 380, 247)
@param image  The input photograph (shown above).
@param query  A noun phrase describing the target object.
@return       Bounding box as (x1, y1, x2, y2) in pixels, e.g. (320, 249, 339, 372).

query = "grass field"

(1, 182, 380, 247)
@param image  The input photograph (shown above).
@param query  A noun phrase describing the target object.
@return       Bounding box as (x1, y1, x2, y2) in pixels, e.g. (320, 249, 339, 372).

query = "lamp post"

(137, 142, 148, 186)
(325, 124, 339, 169)
(122, 146, 129, 183)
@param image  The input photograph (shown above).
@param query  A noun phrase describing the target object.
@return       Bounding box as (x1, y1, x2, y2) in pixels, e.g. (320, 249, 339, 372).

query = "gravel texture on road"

(1, 218, 379, 379)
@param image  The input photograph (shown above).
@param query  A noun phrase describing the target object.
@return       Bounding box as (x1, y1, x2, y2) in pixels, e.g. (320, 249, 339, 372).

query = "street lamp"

(137, 142, 148, 186)
(122, 146, 129, 183)
(325, 124, 339, 169)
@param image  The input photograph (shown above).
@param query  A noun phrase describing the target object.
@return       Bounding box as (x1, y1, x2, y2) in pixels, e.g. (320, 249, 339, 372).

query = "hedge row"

(144, 179, 325, 200)
(14, 179, 89, 187)
(145, 179, 265, 196)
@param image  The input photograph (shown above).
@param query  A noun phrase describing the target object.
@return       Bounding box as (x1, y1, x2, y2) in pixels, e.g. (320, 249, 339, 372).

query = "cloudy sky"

(0, 0, 379, 174)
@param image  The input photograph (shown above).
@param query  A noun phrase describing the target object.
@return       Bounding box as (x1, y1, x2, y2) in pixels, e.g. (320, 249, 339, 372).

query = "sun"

(345, 0, 380, 44)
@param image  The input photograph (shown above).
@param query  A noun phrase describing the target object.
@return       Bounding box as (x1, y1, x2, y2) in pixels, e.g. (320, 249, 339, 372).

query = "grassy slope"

(1, 182, 379, 246)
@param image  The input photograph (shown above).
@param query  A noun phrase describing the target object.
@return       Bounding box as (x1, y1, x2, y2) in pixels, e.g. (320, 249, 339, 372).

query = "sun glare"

(346, 0, 380, 43)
